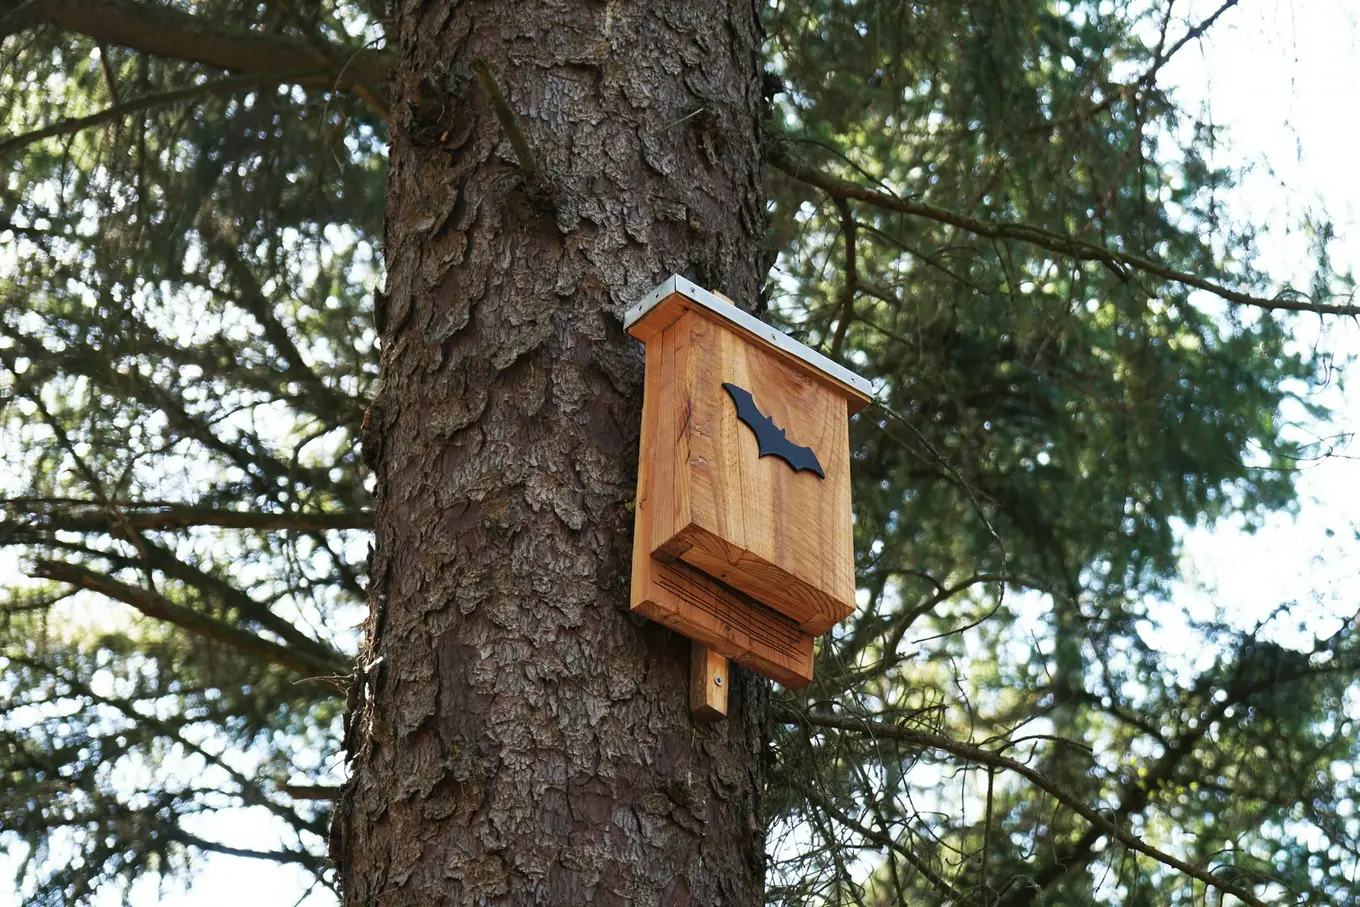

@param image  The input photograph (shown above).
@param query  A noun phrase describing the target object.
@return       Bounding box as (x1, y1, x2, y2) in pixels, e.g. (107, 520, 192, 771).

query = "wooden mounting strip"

(689, 644, 728, 721)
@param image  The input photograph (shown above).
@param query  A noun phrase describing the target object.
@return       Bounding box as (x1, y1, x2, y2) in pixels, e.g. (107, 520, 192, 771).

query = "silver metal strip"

(623, 274, 873, 399)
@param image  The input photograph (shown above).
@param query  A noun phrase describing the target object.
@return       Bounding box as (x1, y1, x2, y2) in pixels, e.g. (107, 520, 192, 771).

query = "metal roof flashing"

(624, 275, 874, 403)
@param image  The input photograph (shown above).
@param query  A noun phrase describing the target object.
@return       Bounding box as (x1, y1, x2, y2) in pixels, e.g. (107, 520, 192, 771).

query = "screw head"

(714, 676, 723, 686)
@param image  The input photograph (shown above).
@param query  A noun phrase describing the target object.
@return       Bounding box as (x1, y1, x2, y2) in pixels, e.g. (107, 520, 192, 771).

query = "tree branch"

(804, 787, 974, 906)
(1153, 1, 1242, 78)
(20, 535, 351, 671)
(0, 70, 321, 161)
(1063, 1, 1243, 129)
(995, 645, 1335, 907)
(10, 0, 392, 111)
(29, 558, 351, 678)
(780, 708, 1271, 907)
(769, 148, 1360, 317)
(1, 325, 362, 508)
(472, 58, 552, 201)
(168, 828, 324, 869)
(829, 196, 858, 360)
(7, 528, 363, 663)
(132, 538, 353, 672)
(10, 652, 331, 843)
(280, 783, 342, 801)
(206, 225, 369, 431)
(3, 499, 372, 534)
(273, 2, 388, 121)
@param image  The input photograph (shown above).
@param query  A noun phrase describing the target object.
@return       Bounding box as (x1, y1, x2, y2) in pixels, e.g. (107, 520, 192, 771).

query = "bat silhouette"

(722, 382, 825, 479)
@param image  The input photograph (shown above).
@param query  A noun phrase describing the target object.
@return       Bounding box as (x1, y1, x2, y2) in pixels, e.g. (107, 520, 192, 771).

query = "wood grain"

(689, 643, 728, 721)
(646, 307, 856, 635)
(629, 288, 863, 687)
(632, 333, 814, 687)
(635, 555, 815, 688)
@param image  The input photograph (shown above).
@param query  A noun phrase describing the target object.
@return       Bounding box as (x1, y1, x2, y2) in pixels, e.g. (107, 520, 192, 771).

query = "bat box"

(625, 275, 871, 688)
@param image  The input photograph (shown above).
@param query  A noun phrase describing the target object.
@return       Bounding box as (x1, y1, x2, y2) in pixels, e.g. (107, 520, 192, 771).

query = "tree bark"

(334, 2, 769, 905)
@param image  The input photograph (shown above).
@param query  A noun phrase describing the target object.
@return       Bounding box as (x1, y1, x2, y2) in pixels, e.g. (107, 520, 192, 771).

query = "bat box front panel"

(630, 319, 816, 688)
(648, 309, 855, 635)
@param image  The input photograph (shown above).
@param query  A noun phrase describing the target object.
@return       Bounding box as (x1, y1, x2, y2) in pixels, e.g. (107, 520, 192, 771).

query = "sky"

(5, 1, 1360, 904)
(1158, 0, 1360, 654)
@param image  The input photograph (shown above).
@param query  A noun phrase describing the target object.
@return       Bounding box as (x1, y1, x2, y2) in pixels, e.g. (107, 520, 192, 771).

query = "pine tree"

(330, 1, 769, 902)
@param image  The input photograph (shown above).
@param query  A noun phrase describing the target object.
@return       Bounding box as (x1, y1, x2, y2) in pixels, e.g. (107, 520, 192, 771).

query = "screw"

(714, 676, 723, 686)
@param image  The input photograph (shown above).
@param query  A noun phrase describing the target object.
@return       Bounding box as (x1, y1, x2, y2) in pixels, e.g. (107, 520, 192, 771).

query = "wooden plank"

(634, 553, 815, 688)
(660, 527, 851, 635)
(689, 644, 728, 721)
(629, 324, 664, 617)
(629, 279, 871, 687)
(632, 323, 815, 687)
(667, 315, 693, 561)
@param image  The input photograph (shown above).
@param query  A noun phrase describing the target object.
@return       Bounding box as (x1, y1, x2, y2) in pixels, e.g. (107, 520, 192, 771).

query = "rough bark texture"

(334, 2, 769, 904)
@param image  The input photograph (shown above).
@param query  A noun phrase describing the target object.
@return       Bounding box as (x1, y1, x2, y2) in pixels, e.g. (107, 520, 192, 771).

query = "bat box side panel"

(629, 323, 665, 622)
(651, 313, 856, 635)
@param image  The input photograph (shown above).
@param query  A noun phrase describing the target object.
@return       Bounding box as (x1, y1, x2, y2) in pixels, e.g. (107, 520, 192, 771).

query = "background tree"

(1, 1, 1357, 905)
(0, 2, 385, 900)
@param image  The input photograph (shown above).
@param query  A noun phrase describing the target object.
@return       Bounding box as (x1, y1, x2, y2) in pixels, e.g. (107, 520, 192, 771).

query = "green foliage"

(762, 2, 1357, 905)
(1, 2, 383, 901)
(1, 0, 1357, 905)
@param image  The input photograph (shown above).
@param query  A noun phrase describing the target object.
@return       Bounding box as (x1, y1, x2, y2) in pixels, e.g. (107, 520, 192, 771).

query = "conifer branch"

(829, 197, 858, 360)
(0, 70, 324, 159)
(28, 559, 351, 678)
(208, 228, 369, 430)
(781, 708, 1272, 907)
(280, 783, 343, 801)
(20, 381, 162, 594)
(2, 499, 372, 533)
(7, 528, 351, 672)
(9, 0, 392, 101)
(1067, 0, 1244, 128)
(803, 787, 972, 906)
(993, 642, 1344, 907)
(134, 539, 353, 670)
(12, 653, 331, 844)
(472, 58, 552, 202)
(275, 3, 389, 121)
(95, 43, 120, 105)
(2, 323, 360, 505)
(1153, 0, 1243, 77)
(168, 829, 322, 867)
(769, 148, 1360, 318)
(0, 0, 41, 37)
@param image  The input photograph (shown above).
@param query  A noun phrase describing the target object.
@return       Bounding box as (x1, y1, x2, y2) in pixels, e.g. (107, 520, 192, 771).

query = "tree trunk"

(334, 2, 768, 904)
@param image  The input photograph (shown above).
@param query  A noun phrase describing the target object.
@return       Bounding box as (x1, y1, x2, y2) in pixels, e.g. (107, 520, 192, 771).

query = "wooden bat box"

(626, 276, 871, 688)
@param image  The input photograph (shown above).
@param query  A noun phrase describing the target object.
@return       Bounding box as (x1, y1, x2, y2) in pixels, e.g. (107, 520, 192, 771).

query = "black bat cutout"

(722, 382, 826, 479)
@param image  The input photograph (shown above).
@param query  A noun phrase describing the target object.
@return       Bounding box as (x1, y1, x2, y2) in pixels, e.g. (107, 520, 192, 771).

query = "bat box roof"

(624, 275, 873, 412)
